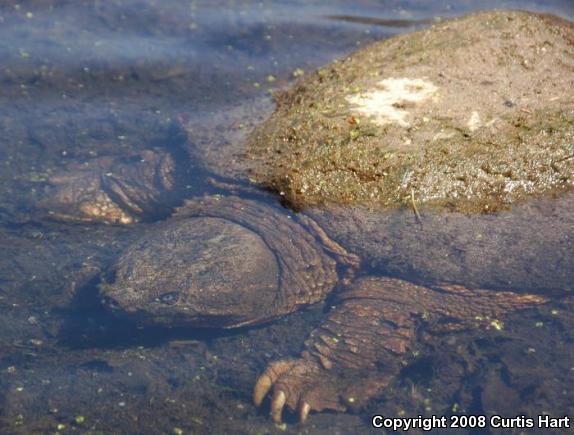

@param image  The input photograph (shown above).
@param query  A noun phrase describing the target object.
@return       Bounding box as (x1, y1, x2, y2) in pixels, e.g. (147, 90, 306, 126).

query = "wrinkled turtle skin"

(34, 10, 574, 423)
(97, 194, 567, 423)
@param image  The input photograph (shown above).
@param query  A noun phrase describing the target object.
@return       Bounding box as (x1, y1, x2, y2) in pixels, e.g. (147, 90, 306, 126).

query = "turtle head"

(99, 217, 280, 328)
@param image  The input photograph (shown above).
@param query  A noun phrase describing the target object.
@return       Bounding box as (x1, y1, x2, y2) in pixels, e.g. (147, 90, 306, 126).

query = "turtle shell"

(247, 10, 574, 213)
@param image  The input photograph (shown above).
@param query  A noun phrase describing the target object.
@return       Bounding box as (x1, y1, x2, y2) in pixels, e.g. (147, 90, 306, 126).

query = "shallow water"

(1, 1, 573, 434)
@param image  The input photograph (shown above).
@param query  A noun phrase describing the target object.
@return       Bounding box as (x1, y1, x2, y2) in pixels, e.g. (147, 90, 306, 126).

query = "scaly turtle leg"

(254, 276, 545, 423)
(39, 149, 182, 224)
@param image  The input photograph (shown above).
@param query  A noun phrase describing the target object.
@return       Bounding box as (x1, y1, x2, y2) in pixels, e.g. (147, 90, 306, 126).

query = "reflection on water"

(0, 0, 573, 433)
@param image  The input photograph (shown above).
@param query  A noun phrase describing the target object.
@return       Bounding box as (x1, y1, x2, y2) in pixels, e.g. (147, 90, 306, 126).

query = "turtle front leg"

(254, 276, 545, 423)
(39, 149, 183, 224)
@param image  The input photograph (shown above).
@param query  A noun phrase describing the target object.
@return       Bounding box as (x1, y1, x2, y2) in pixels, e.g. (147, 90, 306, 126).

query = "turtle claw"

(253, 360, 298, 407)
(299, 402, 311, 423)
(253, 374, 273, 407)
(271, 390, 286, 423)
(254, 358, 346, 423)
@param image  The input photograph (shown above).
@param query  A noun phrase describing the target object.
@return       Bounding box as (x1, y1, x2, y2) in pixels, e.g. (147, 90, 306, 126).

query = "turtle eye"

(159, 291, 180, 305)
(101, 296, 120, 310)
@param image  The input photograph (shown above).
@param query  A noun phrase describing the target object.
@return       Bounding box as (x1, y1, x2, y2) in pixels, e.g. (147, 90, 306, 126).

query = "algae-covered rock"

(248, 11, 574, 212)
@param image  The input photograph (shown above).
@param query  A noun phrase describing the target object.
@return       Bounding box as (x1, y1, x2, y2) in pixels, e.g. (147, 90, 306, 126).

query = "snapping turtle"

(35, 10, 574, 423)
(98, 193, 570, 424)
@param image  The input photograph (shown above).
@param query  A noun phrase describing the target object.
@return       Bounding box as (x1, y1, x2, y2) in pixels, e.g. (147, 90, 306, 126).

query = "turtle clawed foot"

(253, 358, 345, 423)
(39, 150, 177, 224)
(39, 156, 136, 224)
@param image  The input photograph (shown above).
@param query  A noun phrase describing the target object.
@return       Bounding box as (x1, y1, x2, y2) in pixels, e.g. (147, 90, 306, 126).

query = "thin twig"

(411, 188, 422, 223)
(554, 154, 574, 164)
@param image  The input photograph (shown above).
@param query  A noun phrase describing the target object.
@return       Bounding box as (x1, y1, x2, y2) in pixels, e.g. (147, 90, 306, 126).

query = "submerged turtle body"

(101, 198, 342, 328)
(306, 192, 574, 294)
(99, 195, 554, 422)
(33, 10, 574, 423)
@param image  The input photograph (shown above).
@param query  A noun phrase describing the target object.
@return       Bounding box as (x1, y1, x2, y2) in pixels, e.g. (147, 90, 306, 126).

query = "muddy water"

(0, 1, 573, 434)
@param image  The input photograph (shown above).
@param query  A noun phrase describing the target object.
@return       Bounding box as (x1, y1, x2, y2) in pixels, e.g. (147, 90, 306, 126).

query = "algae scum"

(1, 1, 574, 434)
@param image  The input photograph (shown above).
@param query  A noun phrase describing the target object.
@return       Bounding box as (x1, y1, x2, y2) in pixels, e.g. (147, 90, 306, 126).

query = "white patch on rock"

(432, 131, 456, 141)
(346, 78, 438, 127)
(467, 111, 481, 131)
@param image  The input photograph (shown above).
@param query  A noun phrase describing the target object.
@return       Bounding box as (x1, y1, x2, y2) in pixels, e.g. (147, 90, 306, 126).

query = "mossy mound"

(248, 11, 574, 213)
